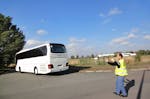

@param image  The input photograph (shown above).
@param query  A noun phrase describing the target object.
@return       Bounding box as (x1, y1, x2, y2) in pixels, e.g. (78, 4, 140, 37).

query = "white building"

(98, 53, 115, 58)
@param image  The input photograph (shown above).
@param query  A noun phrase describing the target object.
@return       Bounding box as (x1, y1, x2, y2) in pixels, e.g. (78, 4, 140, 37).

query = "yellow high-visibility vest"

(115, 59, 128, 76)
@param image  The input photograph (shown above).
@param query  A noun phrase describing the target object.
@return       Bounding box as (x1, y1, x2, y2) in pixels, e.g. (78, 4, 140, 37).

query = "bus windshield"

(50, 44, 66, 53)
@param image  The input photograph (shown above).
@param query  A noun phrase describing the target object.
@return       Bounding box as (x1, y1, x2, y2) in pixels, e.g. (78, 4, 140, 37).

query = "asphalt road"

(0, 70, 150, 99)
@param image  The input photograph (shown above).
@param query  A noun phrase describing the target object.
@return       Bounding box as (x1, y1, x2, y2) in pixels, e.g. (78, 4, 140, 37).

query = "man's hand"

(111, 58, 115, 62)
(105, 58, 115, 63)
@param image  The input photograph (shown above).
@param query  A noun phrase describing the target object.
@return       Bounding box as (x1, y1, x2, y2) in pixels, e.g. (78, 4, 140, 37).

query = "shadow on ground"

(49, 65, 90, 76)
(0, 68, 16, 75)
(0, 66, 90, 76)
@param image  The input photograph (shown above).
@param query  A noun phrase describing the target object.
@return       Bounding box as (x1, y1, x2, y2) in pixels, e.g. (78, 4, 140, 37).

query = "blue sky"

(0, 0, 150, 56)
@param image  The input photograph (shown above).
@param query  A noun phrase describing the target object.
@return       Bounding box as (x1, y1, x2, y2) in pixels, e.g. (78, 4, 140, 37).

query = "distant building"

(98, 53, 115, 58)
(96, 52, 136, 58)
(122, 52, 136, 57)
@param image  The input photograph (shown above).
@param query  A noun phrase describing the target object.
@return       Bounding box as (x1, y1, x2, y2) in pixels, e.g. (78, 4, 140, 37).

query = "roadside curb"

(79, 68, 150, 73)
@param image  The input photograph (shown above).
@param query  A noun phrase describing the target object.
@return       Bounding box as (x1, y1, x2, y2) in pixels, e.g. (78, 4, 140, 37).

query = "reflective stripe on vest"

(115, 59, 128, 76)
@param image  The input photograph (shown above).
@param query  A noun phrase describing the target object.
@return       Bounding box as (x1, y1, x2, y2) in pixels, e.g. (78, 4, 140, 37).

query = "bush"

(135, 53, 141, 62)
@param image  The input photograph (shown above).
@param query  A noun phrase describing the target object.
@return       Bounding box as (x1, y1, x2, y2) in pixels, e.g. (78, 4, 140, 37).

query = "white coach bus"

(15, 43, 69, 74)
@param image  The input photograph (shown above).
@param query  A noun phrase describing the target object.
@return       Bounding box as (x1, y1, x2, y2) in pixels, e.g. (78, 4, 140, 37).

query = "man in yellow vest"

(107, 53, 128, 97)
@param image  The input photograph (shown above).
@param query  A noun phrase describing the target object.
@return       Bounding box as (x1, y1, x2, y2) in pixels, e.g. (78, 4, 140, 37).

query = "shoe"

(113, 92, 120, 96)
(120, 94, 128, 97)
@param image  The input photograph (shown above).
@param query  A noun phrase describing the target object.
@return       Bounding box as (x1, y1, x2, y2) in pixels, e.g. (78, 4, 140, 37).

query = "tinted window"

(16, 46, 47, 60)
(50, 44, 66, 53)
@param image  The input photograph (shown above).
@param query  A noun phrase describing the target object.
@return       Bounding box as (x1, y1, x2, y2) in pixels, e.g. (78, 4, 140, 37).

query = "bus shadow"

(48, 65, 90, 76)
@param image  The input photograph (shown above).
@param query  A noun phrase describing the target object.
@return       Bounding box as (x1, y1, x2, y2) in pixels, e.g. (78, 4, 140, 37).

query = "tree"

(91, 54, 95, 58)
(0, 13, 25, 67)
(81, 55, 84, 58)
(71, 55, 75, 59)
(76, 55, 79, 59)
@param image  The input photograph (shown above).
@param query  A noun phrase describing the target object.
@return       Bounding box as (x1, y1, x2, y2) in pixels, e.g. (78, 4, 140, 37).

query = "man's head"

(117, 53, 123, 60)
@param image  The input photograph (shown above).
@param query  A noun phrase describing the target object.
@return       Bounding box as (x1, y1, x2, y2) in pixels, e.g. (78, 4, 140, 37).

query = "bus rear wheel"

(19, 67, 22, 73)
(34, 67, 38, 75)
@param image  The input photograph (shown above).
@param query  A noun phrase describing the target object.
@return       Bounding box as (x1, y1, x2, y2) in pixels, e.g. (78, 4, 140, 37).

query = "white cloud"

(120, 41, 130, 45)
(66, 37, 98, 56)
(110, 28, 137, 46)
(130, 28, 139, 33)
(127, 33, 136, 39)
(99, 7, 122, 24)
(108, 8, 122, 16)
(112, 28, 116, 31)
(21, 26, 26, 30)
(99, 7, 122, 18)
(111, 37, 133, 46)
(24, 39, 49, 49)
(143, 35, 150, 40)
(111, 37, 129, 45)
(109, 28, 150, 52)
(102, 18, 112, 24)
(69, 37, 86, 43)
(66, 38, 86, 56)
(99, 13, 105, 17)
(111, 33, 136, 45)
(124, 28, 139, 39)
(36, 29, 48, 35)
(112, 37, 126, 43)
(40, 19, 46, 23)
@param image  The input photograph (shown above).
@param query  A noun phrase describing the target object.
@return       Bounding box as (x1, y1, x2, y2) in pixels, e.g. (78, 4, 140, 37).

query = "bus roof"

(16, 43, 64, 55)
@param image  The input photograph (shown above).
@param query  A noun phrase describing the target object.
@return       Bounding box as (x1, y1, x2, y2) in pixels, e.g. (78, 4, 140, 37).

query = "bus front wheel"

(34, 67, 38, 75)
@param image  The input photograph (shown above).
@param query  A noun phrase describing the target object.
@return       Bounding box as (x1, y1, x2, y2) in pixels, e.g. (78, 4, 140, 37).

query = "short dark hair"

(118, 53, 123, 58)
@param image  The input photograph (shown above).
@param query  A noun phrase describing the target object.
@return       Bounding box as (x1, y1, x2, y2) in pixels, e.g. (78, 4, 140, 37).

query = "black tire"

(34, 67, 38, 75)
(19, 67, 22, 73)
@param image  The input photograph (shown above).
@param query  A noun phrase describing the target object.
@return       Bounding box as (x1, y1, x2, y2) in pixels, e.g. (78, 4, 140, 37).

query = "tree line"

(136, 50, 150, 55)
